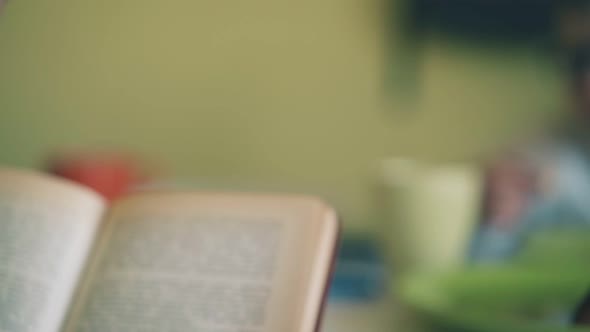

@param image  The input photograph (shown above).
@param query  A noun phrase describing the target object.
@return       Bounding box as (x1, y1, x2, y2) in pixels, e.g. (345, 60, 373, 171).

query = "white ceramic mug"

(380, 158, 482, 276)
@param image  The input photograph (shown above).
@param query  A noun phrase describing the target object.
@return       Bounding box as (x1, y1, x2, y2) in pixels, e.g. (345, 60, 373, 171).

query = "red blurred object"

(48, 152, 146, 201)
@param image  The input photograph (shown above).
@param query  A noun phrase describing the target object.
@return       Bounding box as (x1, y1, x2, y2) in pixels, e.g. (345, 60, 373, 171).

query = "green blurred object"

(400, 269, 590, 331)
(398, 230, 590, 332)
(514, 229, 590, 268)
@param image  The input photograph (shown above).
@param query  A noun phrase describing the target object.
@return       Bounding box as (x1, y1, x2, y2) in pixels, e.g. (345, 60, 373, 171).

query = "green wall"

(0, 0, 563, 228)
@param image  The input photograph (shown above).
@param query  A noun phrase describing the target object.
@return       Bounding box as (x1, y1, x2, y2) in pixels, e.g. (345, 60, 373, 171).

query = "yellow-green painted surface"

(0, 0, 564, 227)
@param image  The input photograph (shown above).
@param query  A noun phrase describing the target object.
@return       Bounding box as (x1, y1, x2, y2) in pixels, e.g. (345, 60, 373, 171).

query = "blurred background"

(1, 0, 590, 330)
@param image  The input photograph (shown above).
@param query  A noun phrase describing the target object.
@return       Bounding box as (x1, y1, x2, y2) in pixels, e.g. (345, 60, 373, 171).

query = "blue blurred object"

(470, 141, 590, 263)
(328, 236, 386, 302)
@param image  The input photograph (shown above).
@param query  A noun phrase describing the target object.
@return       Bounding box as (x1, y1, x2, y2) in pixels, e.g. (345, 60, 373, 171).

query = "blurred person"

(470, 44, 590, 262)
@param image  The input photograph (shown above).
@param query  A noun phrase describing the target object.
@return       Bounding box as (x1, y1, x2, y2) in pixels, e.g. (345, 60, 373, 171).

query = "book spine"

(314, 221, 342, 332)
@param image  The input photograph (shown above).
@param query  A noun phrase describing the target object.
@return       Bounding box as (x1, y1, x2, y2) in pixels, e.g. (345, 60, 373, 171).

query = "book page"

(0, 168, 105, 332)
(65, 193, 337, 332)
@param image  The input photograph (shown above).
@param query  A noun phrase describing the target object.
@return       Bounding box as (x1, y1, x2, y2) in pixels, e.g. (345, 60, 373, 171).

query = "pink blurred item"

(48, 152, 146, 201)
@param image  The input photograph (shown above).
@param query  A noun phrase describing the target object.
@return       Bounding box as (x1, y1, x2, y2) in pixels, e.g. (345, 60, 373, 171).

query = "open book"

(0, 167, 339, 332)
